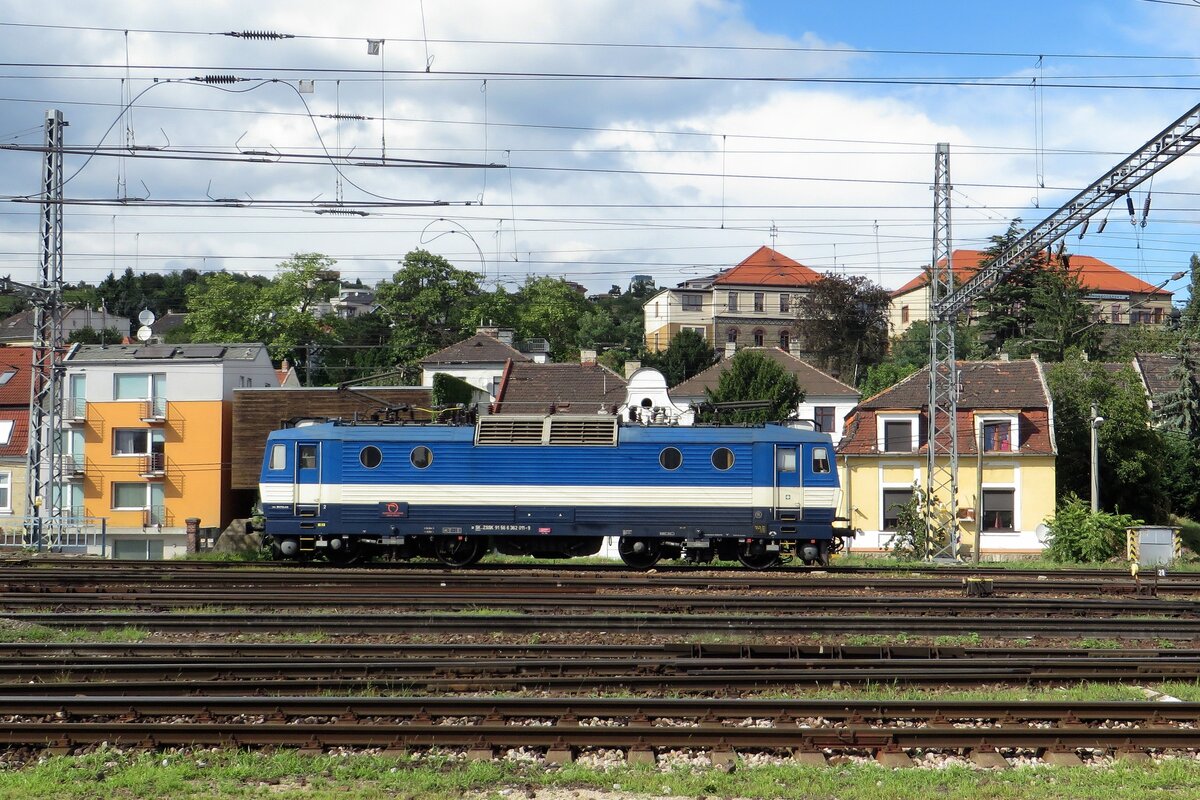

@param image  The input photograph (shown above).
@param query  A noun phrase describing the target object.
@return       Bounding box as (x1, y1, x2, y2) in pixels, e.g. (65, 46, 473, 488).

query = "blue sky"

(0, 0, 1197, 300)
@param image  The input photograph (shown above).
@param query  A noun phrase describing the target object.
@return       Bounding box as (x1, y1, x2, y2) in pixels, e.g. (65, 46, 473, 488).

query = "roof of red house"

(0, 409, 28, 458)
(671, 348, 859, 399)
(420, 333, 530, 366)
(890, 249, 1172, 298)
(0, 347, 32, 407)
(711, 246, 823, 288)
(493, 362, 626, 414)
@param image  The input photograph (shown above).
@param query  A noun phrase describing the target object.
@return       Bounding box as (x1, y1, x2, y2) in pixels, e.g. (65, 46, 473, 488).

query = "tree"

(702, 349, 803, 424)
(1045, 357, 1168, 521)
(66, 326, 124, 345)
(794, 273, 891, 383)
(514, 276, 589, 361)
(183, 272, 268, 344)
(645, 328, 717, 387)
(973, 220, 1049, 356)
(1020, 253, 1103, 361)
(1180, 253, 1200, 335)
(374, 249, 484, 369)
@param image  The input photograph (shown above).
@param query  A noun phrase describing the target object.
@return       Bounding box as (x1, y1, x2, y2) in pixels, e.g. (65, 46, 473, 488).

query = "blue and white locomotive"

(259, 412, 848, 569)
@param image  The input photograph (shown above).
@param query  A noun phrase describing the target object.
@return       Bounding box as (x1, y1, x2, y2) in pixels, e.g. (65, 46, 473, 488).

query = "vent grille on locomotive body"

(258, 413, 849, 569)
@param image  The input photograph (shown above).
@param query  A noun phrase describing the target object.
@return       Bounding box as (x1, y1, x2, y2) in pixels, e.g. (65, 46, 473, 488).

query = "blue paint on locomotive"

(259, 419, 842, 543)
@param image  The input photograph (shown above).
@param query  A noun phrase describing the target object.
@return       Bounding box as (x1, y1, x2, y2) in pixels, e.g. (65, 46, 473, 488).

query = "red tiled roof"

(711, 246, 823, 288)
(494, 363, 626, 414)
(0, 347, 32, 408)
(890, 249, 1172, 298)
(670, 348, 859, 399)
(0, 409, 28, 458)
(420, 333, 530, 365)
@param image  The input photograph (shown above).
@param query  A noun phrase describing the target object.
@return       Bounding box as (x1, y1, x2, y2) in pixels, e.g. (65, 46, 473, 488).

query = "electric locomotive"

(258, 412, 849, 569)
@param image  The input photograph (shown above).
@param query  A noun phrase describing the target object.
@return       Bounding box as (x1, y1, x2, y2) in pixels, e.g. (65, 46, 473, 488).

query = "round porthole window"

(711, 447, 734, 471)
(410, 446, 433, 469)
(659, 447, 682, 471)
(359, 445, 383, 469)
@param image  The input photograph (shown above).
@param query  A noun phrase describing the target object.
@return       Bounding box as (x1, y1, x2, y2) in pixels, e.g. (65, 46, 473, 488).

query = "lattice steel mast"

(928, 99, 1200, 559)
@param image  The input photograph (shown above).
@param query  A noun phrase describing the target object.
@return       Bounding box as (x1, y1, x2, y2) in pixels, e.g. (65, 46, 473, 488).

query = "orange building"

(62, 343, 279, 559)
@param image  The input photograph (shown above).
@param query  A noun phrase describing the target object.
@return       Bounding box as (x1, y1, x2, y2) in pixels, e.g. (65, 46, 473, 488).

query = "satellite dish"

(137, 309, 156, 326)
(1035, 523, 1051, 545)
(136, 325, 153, 342)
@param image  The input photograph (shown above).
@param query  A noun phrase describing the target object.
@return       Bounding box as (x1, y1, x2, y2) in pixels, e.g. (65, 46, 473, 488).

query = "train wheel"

(618, 537, 662, 569)
(432, 536, 488, 567)
(736, 542, 780, 570)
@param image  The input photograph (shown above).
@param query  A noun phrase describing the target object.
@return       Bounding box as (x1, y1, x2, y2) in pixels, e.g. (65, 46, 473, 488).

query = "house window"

(727, 292, 739, 312)
(814, 406, 835, 433)
(1154, 307, 1163, 324)
(113, 429, 164, 456)
(0, 472, 10, 513)
(112, 482, 150, 510)
(901, 306, 909, 323)
(753, 292, 765, 312)
(682, 325, 706, 340)
(1111, 304, 1121, 323)
(982, 420, 1013, 452)
(883, 420, 913, 452)
(681, 293, 702, 311)
(114, 373, 165, 401)
(779, 330, 790, 351)
(779, 294, 790, 313)
(982, 489, 1015, 531)
(882, 488, 914, 531)
(0, 420, 13, 446)
(726, 328, 738, 344)
(753, 329, 765, 346)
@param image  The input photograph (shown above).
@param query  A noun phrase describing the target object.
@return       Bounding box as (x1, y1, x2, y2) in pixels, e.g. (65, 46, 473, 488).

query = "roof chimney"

(580, 349, 597, 365)
(496, 328, 514, 346)
(623, 360, 641, 379)
(281, 358, 290, 371)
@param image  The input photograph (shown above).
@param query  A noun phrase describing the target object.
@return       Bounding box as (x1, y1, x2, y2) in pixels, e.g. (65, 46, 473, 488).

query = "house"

(837, 359, 1057, 557)
(420, 327, 532, 402)
(0, 308, 130, 345)
(492, 353, 627, 414)
(669, 347, 860, 444)
(889, 250, 1175, 336)
(643, 246, 822, 353)
(61, 343, 280, 559)
(0, 348, 30, 534)
(1131, 352, 1189, 415)
(148, 311, 188, 342)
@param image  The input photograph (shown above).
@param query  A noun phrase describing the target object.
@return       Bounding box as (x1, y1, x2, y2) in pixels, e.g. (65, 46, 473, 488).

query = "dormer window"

(877, 413, 919, 453)
(977, 415, 1019, 453)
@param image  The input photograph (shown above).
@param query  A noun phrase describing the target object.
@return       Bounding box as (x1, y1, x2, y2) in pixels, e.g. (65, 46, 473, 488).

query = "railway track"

(3, 694, 1196, 766)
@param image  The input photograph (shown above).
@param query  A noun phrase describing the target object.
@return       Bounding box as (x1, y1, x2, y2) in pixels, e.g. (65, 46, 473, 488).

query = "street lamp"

(1091, 403, 1105, 513)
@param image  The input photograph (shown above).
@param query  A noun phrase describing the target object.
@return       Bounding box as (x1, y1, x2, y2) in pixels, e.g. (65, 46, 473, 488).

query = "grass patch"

(5, 749, 1200, 799)
(933, 632, 983, 647)
(0, 623, 149, 644)
(754, 681, 1150, 703)
(1078, 638, 1126, 650)
(182, 549, 273, 563)
(444, 607, 524, 616)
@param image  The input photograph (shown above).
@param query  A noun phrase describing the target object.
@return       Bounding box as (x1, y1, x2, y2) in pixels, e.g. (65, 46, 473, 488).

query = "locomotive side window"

(711, 447, 734, 471)
(776, 448, 796, 472)
(410, 446, 433, 469)
(359, 445, 383, 469)
(812, 447, 831, 474)
(298, 444, 318, 470)
(659, 447, 682, 471)
(268, 444, 286, 470)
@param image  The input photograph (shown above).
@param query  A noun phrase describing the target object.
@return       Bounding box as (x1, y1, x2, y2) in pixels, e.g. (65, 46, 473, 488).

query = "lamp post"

(1090, 403, 1104, 513)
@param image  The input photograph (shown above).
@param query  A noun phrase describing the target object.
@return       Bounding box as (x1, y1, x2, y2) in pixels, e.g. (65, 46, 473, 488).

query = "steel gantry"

(926, 98, 1200, 559)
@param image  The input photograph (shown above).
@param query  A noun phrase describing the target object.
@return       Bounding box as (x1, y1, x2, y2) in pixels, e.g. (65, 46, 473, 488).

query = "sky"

(1, 0, 1199, 300)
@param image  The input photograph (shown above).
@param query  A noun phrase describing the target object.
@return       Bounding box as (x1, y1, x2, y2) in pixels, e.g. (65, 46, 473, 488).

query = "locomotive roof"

(266, 417, 832, 445)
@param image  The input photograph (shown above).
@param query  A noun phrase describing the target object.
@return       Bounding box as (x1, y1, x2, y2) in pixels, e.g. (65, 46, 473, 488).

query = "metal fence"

(0, 515, 107, 555)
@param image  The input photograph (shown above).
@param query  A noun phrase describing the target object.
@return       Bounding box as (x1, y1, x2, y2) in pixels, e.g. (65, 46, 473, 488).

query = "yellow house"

(62, 343, 279, 559)
(837, 359, 1057, 558)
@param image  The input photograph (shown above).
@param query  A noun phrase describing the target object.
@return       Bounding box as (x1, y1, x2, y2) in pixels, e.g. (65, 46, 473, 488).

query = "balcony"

(140, 397, 167, 423)
(58, 453, 86, 478)
(142, 505, 170, 528)
(139, 453, 166, 479)
(63, 396, 86, 423)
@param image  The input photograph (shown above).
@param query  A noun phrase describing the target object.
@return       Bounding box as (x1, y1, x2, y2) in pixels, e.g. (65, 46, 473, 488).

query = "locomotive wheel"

(618, 537, 662, 569)
(432, 536, 488, 567)
(736, 543, 780, 570)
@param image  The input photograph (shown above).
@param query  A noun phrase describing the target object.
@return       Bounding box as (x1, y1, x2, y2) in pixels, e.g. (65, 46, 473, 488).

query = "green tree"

(514, 276, 589, 361)
(66, 326, 124, 345)
(374, 249, 484, 370)
(973, 220, 1048, 356)
(702, 349, 803, 424)
(794, 273, 891, 383)
(645, 328, 717, 387)
(1181, 253, 1200, 335)
(183, 272, 268, 344)
(1045, 357, 1168, 521)
(1020, 254, 1103, 361)
(1044, 494, 1141, 563)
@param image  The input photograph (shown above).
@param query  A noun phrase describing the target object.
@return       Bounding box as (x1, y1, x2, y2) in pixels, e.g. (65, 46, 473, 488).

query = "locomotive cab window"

(812, 447, 830, 474)
(711, 447, 734, 471)
(268, 444, 286, 471)
(359, 445, 383, 469)
(410, 446, 433, 469)
(776, 448, 796, 472)
(297, 444, 318, 470)
(659, 447, 682, 471)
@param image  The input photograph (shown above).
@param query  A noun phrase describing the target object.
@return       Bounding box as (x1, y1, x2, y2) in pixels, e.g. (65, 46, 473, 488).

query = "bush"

(1044, 493, 1141, 563)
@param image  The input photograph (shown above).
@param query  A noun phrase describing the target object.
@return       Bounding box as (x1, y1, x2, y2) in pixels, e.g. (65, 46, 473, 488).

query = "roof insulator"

(196, 75, 242, 85)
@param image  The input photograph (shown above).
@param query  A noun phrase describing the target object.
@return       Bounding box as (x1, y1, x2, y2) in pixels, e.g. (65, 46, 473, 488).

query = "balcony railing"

(140, 397, 167, 422)
(58, 453, 85, 477)
(139, 453, 166, 478)
(143, 505, 169, 528)
(63, 396, 86, 422)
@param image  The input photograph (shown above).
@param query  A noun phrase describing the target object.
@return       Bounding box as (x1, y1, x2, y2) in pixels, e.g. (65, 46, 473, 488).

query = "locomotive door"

(293, 441, 321, 508)
(773, 445, 802, 519)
